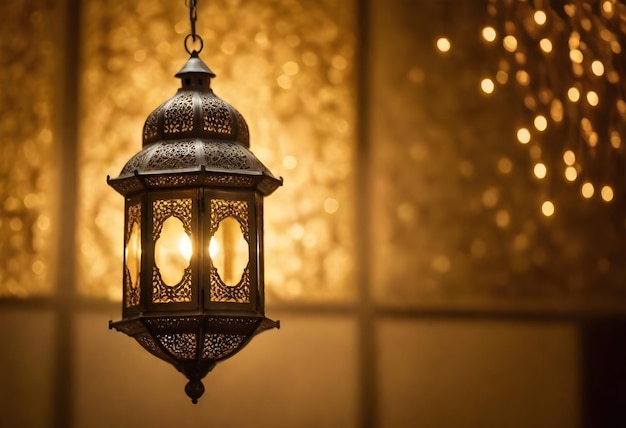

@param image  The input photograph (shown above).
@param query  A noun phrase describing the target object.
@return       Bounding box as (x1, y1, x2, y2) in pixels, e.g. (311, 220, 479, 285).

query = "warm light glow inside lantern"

(107, 34, 282, 402)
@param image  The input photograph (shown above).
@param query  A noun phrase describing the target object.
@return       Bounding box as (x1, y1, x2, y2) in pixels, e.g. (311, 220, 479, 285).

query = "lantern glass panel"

(210, 216, 249, 287)
(124, 203, 142, 307)
(208, 198, 251, 304)
(152, 198, 193, 304)
(155, 216, 192, 286)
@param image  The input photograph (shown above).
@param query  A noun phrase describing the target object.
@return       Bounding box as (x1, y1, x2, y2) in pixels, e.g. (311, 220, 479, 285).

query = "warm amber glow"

(155, 217, 192, 286)
(550, 99, 563, 122)
(563, 150, 576, 165)
(569, 49, 583, 63)
(209, 238, 219, 259)
(482, 26, 497, 42)
(515, 70, 530, 85)
(588, 132, 598, 147)
(610, 131, 621, 149)
(178, 233, 192, 261)
(602, 1, 614, 17)
(436, 37, 451, 52)
(324, 198, 340, 214)
(567, 87, 580, 102)
(581, 182, 594, 198)
(210, 216, 249, 286)
(480, 78, 495, 94)
(541, 201, 555, 217)
(496, 70, 508, 84)
(601, 185, 614, 202)
(533, 163, 547, 179)
(564, 166, 577, 181)
(495, 210, 510, 228)
(516, 127, 531, 144)
(498, 157, 513, 174)
(125, 221, 141, 289)
(533, 10, 547, 25)
(539, 38, 553, 53)
(586, 91, 599, 106)
(534, 115, 547, 131)
(591, 60, 605, 76)
(503, 35, 518, 52)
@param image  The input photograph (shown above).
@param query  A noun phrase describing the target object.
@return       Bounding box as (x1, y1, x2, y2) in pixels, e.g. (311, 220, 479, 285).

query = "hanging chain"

(187, 0, 198, 40)
(184, 0, 204, 54)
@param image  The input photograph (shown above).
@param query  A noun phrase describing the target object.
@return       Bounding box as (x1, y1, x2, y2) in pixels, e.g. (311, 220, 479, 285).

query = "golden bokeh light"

(503, 35, 518, 52)
(563, 150, 576, 165)
(482, 26, 497, 42)
(564, 166, 578, 181)
(601, 185, 614, 202)
(581, 182, 595, 198)
(516, 127, 531, 144)
(541, 200, 555, 217)
(586, 91, 599, 106)
(539, 38, 553, 53)
(591, 60, 605, 76)
(569, 48, 583, 63)
(533, 163, 547, 179)
(533, 115, 547, 131)
(436, 37, 451, 52)
(480, 78, 495, 94)
(533, 10, 547, 26)
(567, 87, 580, 102)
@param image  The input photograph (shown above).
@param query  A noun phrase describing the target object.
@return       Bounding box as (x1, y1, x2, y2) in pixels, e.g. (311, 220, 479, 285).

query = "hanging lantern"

(107, 2, 282, 404)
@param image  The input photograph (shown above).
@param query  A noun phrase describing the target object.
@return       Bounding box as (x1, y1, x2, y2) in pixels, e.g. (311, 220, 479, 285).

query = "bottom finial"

(185, 378, 205, 404)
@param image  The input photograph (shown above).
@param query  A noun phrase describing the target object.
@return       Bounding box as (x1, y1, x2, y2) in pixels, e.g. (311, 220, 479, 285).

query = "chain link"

(185, 0, 198, 41)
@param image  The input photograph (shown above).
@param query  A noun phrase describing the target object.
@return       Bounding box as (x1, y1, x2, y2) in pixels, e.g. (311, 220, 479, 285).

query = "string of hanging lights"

(438, 0, 626, 221)
(107, 0, 282, 403)
(480, 0, 626, 216)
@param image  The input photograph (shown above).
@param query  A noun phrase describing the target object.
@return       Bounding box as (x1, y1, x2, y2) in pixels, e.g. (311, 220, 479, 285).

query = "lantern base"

(185, 378, 205, 404)
(109, 313, 279, 403)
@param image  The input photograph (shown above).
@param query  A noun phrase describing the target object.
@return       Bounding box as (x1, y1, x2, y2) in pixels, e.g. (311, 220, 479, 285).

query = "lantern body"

(108, 52, 281, 403)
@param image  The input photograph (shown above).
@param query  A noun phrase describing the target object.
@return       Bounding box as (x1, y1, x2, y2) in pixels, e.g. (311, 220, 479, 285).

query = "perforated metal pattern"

(124, 203, 141, 307)
(201, 94, 233, 134)
(145, 141, 197, 171)
(202, 334, 245, 360)
(164, 92, 194, 134)
(157, 333, 197, 359)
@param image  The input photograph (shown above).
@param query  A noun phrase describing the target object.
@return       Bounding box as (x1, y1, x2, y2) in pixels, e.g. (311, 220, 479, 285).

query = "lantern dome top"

(108, 52, 282, 198)
(142, 51, 249, 148)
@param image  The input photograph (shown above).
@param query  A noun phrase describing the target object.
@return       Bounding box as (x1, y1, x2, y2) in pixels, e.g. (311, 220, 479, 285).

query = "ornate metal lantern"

(107, 6, 282, 403)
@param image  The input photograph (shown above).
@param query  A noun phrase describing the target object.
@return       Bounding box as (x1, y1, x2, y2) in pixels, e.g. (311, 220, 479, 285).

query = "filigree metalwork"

(202, 175, 254, 186)
(136, 335, 169, 360)
(121, 150, 149, 176)
(234, 111, 249, 145)
(146, 141, 197, 171)
(143, 101, 167, 141)
(209, 199, 248, 238)
(201, 94, 233, 134)
(210, 266, 251, 303)
(157, 333, 197, 359)
(144, 174, 200, 187)
(164, 92, 194, 133)
(203, 141, 253, 170)
(125, 203, 142, 307)
(145, 316, 201, 330)
(202, 334, 245, 360)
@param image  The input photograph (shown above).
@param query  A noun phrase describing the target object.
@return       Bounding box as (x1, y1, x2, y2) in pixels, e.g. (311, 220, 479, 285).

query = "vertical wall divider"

(52, 0, 81, 426)
(355, 0, 378, 427)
